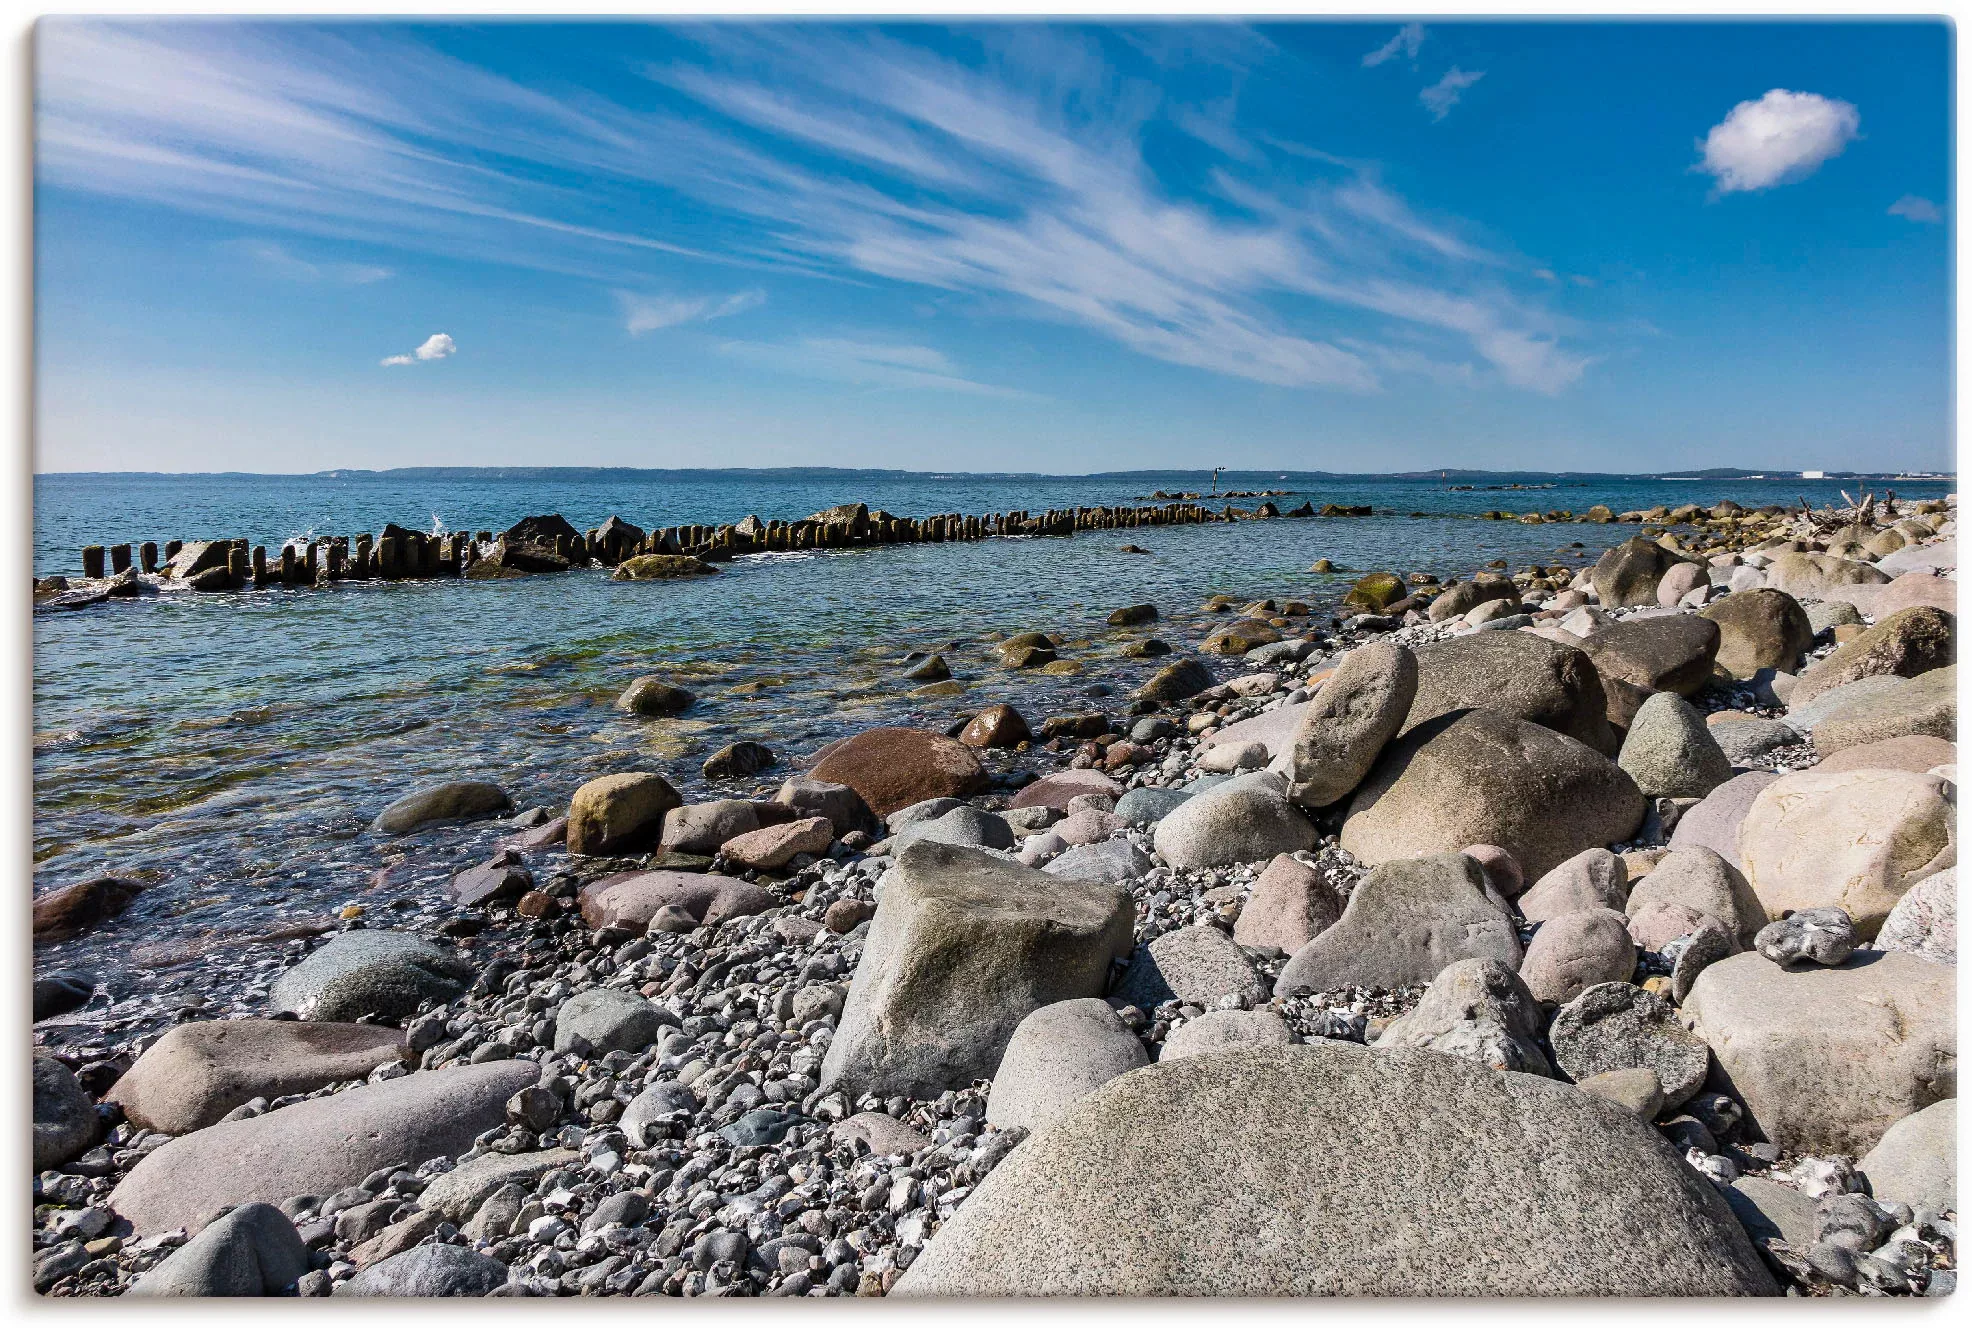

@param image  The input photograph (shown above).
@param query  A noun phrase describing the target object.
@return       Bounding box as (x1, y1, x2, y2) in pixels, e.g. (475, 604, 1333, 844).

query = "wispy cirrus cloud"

(1363, 23, 1427, 69)
(717, 336, 1033, 398)
(617, 289, 764, 335)
(1420, 67, 1486, 121)
(381, 332, 454, 367)
(36, 19, 1596, 397)
(232, 239, 392, 284)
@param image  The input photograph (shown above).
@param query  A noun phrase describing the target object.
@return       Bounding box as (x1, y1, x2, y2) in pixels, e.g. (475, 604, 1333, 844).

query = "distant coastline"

(36, 465, 1956, 483)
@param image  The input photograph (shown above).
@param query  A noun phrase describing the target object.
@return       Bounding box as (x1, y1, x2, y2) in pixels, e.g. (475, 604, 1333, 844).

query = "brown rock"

(33, 876, 144, 944)
(809, 727, 989, 817)
(1788, 606, 1956, 706)
(826, 898, 877, 933)
(718, 815, 835, 870)
(106, 1020, 406, 1135)
(960, 704, 1031, 749)
(1812, 735, 1956, 775)
(567, 772, 681, 856)
(1231, 854, 1343, 954)
(577, 870, 775, 930)
(1008, 769, 1125, 812)
(1576, 615, 1721, 698)
(1700, 589, 1814, 680)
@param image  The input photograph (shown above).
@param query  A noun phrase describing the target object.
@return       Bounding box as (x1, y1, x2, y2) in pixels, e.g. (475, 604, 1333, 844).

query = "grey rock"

(1403, 632, 1617, 755)
(1374, 957, 1551, 1075)
(1518, 848, 1628, 924)
(1159, 1009, 1294, 1061)
(372, 781, 511, 835)
(418, 1148, 583, 1222)
(620, 1081, 699, 1148)
(1152, 770, 1318, 869)
(33, 1055, 99, 1172)
(1857, 1099, 1955, 1213)
(1877, 866, 1955, 966)
(1342, 710, 1645, 883)
(1519, 908, 1637, 1006)
(893, 1043, 1777, 1296)
(1709, 717, 1802, 767)
(773, 777, 878, 838)
(552, 988, 671, 1055)
(1285, 640, 1417, 809)
(1549, 982, 1710, 1108)
(888, 797, 968, 834)
(105, 1019, 406, 1135)
(1114, 924, 1269, 1009)
(108, 1060, 538, 1235)
(1725, 1177, 1818, 1250)
(1625, 846, 1767, 950)
(1812, 667, 1956, 755)
(720, 1108, 802, 1146)
(985, 998, 1148, 1134)
(1276, 853, 1520, 994)
(129, 1203, 308, 1296)
(1754, 907, 1859, 967)
(1042, 837, 1153, 885)
(1617, 692, 1734, 800)
(268, 931, 473, 1024)
(895, 805, 1017, 853)
(1114, 788, 1189, 827)
(830, 1112, 932, 1157)
(1671, 924, 1737, 1003)
(336, 1243, 510, 1296)
(819, 842, 1134, 1099)
(658, 800, 760, 855)
(1783, 673, 1913, 736)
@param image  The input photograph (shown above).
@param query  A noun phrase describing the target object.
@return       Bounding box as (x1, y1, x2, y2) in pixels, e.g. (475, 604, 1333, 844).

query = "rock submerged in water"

(894, 1043, 1778, 1296)
(702, 740, 775, 780)
(268, 930, 474, 1023)
(371, 780, 512, 835)
(32, 875, 144, 944)
(611, 554, 716, 580)
(617, 676, 696, 716)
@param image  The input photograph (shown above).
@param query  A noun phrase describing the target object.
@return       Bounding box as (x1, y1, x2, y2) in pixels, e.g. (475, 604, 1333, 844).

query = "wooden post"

(352, 534, 372, 579)
(227, 545, 249, 588)
(81, 545, 105, 579)
(110, 544, 132, 574)
(164, 540, 182, 561)
(279, 545, 297, 586)
(140, 542, 158, 574)
(377, 536, 400, 579)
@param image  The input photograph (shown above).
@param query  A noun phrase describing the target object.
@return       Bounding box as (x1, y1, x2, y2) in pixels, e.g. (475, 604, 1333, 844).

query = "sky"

(32, 18, 1955, 475)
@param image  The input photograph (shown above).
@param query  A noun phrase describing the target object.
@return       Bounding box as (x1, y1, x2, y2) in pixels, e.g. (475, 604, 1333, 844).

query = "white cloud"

(1420, 68, 1485, 121)
(1697, 89, 1860, 194)
(381, 332, 454, 367)
(1889, 194, 1943, 223)
(1363, 23, 1426, 68)
(235, 239, 391, 284)
(616, 289, 764, 336)
(717, 337, 1034, 398)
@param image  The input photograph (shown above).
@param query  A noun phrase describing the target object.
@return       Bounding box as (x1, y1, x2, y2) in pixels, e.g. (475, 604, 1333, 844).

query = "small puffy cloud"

(1363, 23, 1426, 68)
(1420, 68, 1485, 121)
(381, 332, 455, 367)
(1697, 89, 1860, 194)
(618, 289, 764, 336)
(1889, 194, 1943, 223)
(1532, 268, 1558, 282)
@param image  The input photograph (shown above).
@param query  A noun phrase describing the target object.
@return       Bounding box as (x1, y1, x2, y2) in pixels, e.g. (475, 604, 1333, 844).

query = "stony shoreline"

(33, 491, 1958, 1298)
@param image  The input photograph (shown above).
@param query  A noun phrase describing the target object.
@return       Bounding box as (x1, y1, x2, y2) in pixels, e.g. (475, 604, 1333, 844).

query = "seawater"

(32, 469, 1950, 996)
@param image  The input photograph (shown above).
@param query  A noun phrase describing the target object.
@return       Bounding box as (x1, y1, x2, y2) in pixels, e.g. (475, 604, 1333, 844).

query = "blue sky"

(34, 18, 1953, 474)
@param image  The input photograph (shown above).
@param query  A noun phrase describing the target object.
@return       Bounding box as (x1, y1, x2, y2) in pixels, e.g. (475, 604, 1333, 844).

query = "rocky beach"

(31, 487, 1958, 1299)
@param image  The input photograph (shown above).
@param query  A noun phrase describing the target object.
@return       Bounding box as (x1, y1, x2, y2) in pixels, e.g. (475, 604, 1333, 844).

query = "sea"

(31, 468, 1952, 1004)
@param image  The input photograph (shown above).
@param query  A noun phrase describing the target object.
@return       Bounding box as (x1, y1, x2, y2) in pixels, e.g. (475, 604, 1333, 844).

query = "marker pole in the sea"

(109, 544, 131, 574)
(81, 545, 104, 580)
(140, 542, 158, 574)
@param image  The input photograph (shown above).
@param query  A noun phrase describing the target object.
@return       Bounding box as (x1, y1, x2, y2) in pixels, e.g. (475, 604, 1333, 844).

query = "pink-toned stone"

(1231, 853, 1342, 954)
(1008, 769, 1124, 812)
(578, 870, 775, 930)
(719, 815, 835, 870)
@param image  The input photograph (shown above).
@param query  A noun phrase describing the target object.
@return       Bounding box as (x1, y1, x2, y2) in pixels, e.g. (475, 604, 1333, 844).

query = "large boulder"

(1592, 538, 1684, 608)
(1519, 908, 1637, 1006)
(267, 931, 473, 1023)
(1683, 951, 1955, 1155)
(1857, 1099, 1955, 1214)
(34, 1055, 99, 1171)
(1810, 666, 1956, 753)
(1284, 641, 1416, 809)
(1275, 853, 1520, 994)
(567, 772, 681, 856)
(1839, 569, 1958, 618)
(1341, 711, 1645, 883)
(1152, 771, 1318, 869)
(108, 1060, 537, 1234)
(335, 1244, 512, 1296)
(127, 1203, 309, 1297)
(1135, 658, 1215, 705)
(983, 999, 1147, 1134)
(1789, 606, 1955, 707)
(894, 1043, 1777, 1296)
(1425, 578, 1519, 623)
(818, 842, 1133, 1099)
(1231, 853, 1343, 953)
(1616, 692, 1733, 800)
(1403, 633, 1616, 755)
(1812, 734, 1956, 775)
(1700, 589, 1814, 680)
(1761, 551, 1891, 600)
(1373, 957, 1551, 1075)
(1576, 614, 1721, 700)
(1737, 768, 1955, 937)
(371, 781, 511, 834)
(1007, 769, 1125, 812)
(1666, 771, 1777, 871)
(104, 1020, 405, 1134)
(1623, 846, 1766, 950)
(576, 870, 774, 931)
(808, 727, 988, 817)
(1876, 866, 1956, 966)
(1519, 848, 1628, 923)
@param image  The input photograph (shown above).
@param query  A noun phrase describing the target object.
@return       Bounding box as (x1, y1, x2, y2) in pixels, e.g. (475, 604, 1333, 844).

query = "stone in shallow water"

(268, 930, 474, 1024)
(371, 780, 511, 835)
(567, 771, 681, 856)
(893, 1043, 1777, 1296)
(808, 726, 989, 818)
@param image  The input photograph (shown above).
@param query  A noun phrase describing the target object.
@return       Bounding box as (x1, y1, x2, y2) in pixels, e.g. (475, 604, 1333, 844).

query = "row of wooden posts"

(75, 498, 1297, 586)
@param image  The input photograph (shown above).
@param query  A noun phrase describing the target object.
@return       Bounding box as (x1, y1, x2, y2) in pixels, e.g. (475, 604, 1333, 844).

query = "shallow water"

(32, 470, 1949, 995)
